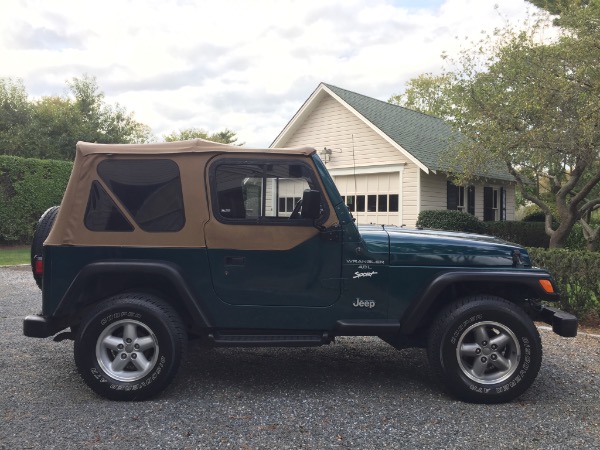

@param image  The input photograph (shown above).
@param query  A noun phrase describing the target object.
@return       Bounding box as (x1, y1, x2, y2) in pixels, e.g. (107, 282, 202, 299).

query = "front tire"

(427, 295, 542, 404)
(74, 294, 186, 401)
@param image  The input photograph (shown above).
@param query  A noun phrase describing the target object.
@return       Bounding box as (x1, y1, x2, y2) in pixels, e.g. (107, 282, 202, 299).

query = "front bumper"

(535, 305, 578, 337)
(23, 315, 65, 338)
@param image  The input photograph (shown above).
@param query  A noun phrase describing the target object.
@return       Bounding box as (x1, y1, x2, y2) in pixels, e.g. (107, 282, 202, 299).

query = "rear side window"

(91, 159, 185, 232)
(84, 181, 134, 232)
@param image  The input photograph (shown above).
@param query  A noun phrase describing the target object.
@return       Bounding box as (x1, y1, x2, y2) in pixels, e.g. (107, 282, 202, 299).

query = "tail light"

(34, 256, 43, 276)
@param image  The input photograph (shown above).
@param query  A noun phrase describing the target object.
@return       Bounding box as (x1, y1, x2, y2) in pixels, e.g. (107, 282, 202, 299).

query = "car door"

(204, 155, 342, 307)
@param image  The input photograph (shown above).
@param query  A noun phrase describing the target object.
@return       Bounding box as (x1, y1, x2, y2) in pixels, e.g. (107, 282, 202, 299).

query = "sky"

(0, 0, 539, 147)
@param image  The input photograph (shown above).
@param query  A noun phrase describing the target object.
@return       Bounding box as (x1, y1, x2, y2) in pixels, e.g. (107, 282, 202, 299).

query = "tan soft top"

(47, 139, 325, 248)
(76, 139, 316, 156)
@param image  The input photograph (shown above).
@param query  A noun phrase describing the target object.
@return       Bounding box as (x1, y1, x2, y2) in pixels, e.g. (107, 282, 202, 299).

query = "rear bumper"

(535, 305, 578, 337)
(23, 315, 65, 338)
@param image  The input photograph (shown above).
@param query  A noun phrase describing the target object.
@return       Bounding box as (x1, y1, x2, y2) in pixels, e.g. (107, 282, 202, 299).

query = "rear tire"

(31, 205, 60, 289)
(427, 295, 542, 404)
(74, 293, 187, 401)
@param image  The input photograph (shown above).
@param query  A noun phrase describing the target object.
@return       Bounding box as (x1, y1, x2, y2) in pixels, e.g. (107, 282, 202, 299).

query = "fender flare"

(54, 260, 212, 329)
(399, 270, 559, 335)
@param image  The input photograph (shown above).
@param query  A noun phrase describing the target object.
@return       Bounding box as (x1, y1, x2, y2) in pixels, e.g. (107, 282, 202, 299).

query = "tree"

(388, 73, 455, 118)
(67, 75, 152, 148)
(163, 127, 242, 145)
(0, 75, 152, 160)
(27, 96, 82, 160)
(526, 0, 589, 15)
(390, 1, 600, 248)
(0, 79, 32, 156)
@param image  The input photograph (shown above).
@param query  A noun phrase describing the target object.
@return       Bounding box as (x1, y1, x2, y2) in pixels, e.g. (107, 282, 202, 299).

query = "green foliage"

(521, 211, 547, 222)
(0, 75, 152, 160)
(0, 79, 32, 156)
(481, 220, 588, 250)
(388, 73, 455, 118)
(565, 223, 587, 250)
(417, 210, 484, 233)
(0, 155, 72, 244)
(483, 221, 550, 248)
(526, 0, 589, 15)
(528, 248, 600, 321)
(393, 3, 600, 248)
(163, 127, 242, 145)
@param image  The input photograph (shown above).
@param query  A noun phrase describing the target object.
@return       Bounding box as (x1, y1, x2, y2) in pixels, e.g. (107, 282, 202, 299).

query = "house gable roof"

(272, 83, 514, 182)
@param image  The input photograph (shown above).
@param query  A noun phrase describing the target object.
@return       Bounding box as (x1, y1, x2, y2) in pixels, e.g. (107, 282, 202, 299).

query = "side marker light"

(539, 279, 554, 294)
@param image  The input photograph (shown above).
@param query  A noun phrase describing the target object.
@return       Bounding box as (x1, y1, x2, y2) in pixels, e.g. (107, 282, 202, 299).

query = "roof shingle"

(324, 83, 513, 181)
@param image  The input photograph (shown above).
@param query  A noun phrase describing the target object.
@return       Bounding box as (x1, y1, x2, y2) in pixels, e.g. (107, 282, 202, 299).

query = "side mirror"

(301, 189, 321, 220)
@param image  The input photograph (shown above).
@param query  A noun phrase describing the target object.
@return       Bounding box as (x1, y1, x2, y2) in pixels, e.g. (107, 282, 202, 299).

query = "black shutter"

(483, 187, 494, 221)
(467, 185, 475, 216)
(500, 187, 506, 221)
(447, 181, 458, 210)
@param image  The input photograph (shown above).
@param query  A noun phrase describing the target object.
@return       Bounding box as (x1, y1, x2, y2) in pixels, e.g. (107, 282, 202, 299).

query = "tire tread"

(427, 295, 542, 404)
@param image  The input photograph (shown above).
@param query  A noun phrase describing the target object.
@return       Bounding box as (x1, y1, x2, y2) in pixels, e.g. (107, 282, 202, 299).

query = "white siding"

(420, 174, 516, 222)
(284, 95, 408, 168)
(420, 171, 448, 212)
(506, 184, 515, 221)
(277, 92, 516, 225)
(474, 182, 516, 221)
(282, 94, 420, 227)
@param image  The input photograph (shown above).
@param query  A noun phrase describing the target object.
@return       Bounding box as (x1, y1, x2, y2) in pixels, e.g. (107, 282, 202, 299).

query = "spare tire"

(31, 206, 60, 289)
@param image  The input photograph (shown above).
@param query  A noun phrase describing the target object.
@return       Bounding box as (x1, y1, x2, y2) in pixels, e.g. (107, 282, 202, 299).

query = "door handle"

(225, 256, 245, 266)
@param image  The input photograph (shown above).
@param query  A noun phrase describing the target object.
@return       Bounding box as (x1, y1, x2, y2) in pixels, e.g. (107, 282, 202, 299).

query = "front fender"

(399, 270, 560, 335)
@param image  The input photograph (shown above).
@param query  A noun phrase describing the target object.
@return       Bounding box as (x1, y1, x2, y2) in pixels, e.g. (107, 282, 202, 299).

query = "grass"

(0, 246, 29, 266)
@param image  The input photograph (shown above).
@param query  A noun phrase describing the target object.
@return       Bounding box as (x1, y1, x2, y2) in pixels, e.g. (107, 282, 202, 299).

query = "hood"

(358, 225, 530, 268)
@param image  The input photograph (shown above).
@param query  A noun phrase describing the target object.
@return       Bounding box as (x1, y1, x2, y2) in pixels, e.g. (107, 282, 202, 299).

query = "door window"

(212, 161, 326, 224)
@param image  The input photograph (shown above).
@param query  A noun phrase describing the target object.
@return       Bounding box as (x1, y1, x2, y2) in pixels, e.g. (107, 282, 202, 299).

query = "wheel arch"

(54, 261, 211, 332)
(400, 270, 559, 335)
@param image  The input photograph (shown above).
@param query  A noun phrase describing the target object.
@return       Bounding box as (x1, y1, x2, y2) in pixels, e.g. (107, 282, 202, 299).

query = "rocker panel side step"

(208, 332, 331, 347)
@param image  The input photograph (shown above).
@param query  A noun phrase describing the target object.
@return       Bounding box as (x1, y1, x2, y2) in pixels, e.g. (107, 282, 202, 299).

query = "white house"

(271, 83, 516, 227)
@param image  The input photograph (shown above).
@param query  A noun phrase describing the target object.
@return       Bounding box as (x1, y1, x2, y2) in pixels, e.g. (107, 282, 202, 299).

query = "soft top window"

(211, 160, 326, 225)
(84, 181, 134, 232)
(96, 159, 185, 232)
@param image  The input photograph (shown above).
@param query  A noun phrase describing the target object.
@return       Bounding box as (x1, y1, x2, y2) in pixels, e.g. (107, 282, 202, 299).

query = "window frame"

(95, 158, 186, 232)
(209, 158, 329, 226)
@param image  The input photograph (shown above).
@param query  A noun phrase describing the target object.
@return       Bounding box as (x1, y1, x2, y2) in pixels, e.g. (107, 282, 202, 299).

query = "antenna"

(352, 134, 358, 225)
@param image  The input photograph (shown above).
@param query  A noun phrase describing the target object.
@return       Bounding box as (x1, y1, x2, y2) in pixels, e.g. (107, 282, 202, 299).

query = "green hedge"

(0, 155, 72, 244)
(418, 212, 588, 251)
(416, 210, 484, 233)
(483, 221, 550, 248)
(528, 248, 600, 322)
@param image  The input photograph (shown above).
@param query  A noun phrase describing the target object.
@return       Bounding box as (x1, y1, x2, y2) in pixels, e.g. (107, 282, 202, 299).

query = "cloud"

(8, 22, 86, 50)
(0, 0, 537, 147)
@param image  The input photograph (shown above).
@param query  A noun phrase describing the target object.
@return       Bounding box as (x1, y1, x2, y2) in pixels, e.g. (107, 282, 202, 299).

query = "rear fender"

(53, 261, 211, 330)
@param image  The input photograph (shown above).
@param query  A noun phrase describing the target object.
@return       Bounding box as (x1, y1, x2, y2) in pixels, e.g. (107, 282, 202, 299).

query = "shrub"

(519, 203, 558, 223)
(417, 210, 484, 233)
(528, 248, 600, 323)
(522, 210, 547, 222)
(564, 223, 587, 251)
(482, 221, 550, 248)
(0, 155, 72, 244)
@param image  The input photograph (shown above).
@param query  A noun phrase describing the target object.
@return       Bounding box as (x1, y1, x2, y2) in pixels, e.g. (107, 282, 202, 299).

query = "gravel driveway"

(1, 265, 598, 450)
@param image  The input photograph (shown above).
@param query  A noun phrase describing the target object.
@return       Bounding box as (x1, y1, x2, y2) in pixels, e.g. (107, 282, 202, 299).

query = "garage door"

(333, 173, 401, 226)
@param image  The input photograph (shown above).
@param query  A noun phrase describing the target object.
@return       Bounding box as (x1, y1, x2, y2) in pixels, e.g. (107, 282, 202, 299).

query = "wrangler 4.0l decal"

(346, 259, 385, 265)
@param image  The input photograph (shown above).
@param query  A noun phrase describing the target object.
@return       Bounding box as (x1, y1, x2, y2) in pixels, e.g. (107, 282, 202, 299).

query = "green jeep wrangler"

(25, 139, 577, 403)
